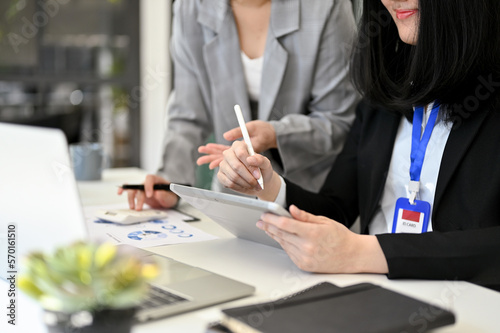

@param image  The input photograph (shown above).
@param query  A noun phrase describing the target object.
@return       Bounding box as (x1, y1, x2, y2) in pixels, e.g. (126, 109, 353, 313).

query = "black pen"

(120, 183, 191, 192)
(120, 184, 173, 191)
(120, 183, 199, 222)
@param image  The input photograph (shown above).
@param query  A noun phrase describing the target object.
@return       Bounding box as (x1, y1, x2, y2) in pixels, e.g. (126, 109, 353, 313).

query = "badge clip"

(408, 180, 420, 205)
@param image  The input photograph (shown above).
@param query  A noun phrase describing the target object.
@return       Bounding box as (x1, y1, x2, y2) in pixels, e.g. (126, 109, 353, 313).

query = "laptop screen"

(0, 123, 88, 280)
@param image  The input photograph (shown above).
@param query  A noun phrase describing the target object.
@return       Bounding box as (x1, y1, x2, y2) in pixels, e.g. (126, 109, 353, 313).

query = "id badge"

(392, 197, 430, 234)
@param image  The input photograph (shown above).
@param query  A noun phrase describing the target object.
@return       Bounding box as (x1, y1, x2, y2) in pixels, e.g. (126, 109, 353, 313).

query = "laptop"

(170, 184, 291, 249)
(0, 123, 254, 321)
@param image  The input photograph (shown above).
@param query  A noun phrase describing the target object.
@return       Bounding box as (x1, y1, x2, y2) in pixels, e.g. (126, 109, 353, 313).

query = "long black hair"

(351, 0, 500, 119)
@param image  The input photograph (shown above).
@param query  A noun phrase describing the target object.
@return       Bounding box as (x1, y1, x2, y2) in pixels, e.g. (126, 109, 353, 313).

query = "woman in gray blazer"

(120, 0, 359, 210)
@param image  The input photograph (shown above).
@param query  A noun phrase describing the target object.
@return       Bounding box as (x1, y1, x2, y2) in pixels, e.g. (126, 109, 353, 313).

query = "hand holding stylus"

(234, 105, 264, 190)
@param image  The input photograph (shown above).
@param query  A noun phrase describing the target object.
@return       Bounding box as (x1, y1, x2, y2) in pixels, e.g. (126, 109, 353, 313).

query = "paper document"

(84, 203, 217, 248)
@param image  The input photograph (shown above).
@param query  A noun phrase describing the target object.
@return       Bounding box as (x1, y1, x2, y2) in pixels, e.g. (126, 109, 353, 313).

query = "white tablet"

(170, 184, 290, 248)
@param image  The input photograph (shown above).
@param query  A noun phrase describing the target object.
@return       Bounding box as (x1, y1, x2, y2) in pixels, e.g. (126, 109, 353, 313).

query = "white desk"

(8, 168, 500, 333)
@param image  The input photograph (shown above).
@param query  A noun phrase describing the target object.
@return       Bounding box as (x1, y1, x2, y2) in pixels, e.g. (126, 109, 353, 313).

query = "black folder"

(219, 282, 455, 333)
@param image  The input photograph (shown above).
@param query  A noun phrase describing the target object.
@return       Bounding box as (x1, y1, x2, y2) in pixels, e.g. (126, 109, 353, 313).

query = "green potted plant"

(18, 241, 159, 333)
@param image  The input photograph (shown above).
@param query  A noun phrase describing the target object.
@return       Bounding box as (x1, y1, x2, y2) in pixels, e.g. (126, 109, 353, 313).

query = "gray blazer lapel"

(259, 0, 299, 121)
(199, 0, 251, 139)
(197, 0, 228, 33)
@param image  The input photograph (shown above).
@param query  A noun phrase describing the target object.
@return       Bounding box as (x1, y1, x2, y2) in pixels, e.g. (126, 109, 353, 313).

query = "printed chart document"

(84, 203, 217, 248)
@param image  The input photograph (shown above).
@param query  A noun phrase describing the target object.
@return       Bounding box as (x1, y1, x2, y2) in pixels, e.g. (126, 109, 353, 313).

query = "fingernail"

(256, 221, 263, 229)
(146, 191, 152, 198)
(252, 170, 260, 179)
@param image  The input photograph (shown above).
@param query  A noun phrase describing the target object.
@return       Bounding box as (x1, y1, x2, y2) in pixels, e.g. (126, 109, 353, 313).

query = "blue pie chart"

(128, 230, 167, 241)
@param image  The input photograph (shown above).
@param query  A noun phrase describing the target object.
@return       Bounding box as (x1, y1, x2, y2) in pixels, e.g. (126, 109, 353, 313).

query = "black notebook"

(219, 282, 455, 333)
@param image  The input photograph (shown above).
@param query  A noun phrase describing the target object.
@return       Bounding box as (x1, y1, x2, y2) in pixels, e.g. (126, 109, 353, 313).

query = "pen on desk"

(120, 184, 172, 191)
(234, 104, 264, 190)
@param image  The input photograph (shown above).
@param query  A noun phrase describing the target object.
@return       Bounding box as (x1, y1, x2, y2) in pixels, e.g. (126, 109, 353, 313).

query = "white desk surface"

(8, 168, 500, 333)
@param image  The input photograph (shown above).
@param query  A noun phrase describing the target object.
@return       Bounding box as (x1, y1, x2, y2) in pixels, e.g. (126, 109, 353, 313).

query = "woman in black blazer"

(217, 0, 500, 291)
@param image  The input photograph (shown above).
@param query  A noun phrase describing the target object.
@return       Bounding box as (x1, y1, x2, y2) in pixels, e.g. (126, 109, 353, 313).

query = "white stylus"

(234, 104, 264, 190)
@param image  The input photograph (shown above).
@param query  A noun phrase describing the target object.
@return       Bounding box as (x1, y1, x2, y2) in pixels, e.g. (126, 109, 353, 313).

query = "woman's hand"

(197, 121, 277, 170)
(224, 120, 277, 153)
(197, 143, 230, 169)
(217, 140, 282, 201)
(257, 205, 389, 274)
(117, 174, 179, 210)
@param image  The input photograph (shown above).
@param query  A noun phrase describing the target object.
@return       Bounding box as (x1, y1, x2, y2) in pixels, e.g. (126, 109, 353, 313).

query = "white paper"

(84, 203, 217, 248)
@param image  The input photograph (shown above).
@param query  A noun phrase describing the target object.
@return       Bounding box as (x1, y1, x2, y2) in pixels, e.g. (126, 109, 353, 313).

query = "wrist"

(257, 171, 281, 202)
(350, 235, 389, 274)
(267, 121, 279, 149)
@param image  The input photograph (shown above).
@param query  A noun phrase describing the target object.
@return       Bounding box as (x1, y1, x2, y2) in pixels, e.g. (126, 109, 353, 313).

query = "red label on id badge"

(392, 197, 430, 233)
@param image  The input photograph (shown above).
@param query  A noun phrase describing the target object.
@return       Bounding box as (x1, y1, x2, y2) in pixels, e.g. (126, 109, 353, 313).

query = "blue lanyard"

(409, 103, 440, 182)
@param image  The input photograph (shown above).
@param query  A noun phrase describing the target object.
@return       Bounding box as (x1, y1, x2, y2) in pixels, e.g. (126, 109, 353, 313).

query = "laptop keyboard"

(139, 285, 188, 310)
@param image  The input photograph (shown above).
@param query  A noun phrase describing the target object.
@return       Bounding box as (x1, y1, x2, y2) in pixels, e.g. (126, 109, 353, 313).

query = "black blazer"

(286, 99, 500, 291)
